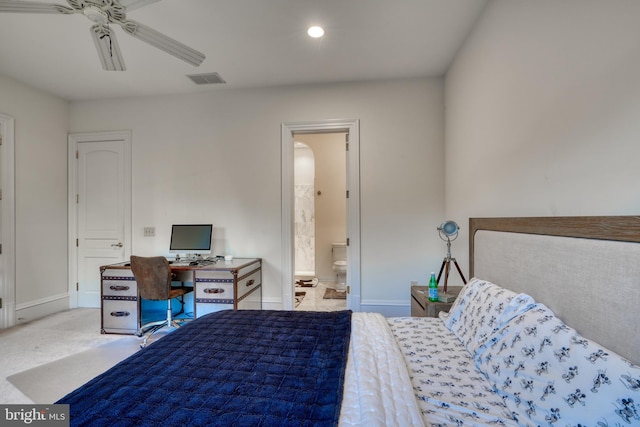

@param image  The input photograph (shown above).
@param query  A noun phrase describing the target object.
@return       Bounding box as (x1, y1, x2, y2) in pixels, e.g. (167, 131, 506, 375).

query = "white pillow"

(475, 303, 640, 426)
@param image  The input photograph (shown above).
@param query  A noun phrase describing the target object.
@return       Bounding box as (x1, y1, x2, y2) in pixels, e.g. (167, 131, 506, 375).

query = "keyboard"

(170, 262, 192, 267)
(170, 260, 215, 267)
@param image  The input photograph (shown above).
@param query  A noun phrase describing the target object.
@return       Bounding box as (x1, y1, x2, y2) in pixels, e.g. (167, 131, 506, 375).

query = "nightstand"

(411, 285, 463, 317)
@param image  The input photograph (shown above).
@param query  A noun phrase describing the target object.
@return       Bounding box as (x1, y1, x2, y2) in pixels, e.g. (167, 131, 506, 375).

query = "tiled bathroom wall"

(294, 184, 315, 275)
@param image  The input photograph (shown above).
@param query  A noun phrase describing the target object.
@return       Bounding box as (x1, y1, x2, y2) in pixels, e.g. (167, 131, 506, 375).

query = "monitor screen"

(169, 224, 213, 255)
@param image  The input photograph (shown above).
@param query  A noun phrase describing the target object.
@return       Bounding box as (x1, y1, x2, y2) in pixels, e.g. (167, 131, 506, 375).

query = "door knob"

(111, 242, 123, 248)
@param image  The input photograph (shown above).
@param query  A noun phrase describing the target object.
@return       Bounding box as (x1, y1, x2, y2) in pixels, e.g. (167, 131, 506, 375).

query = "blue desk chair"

(130, 255, 192, 347)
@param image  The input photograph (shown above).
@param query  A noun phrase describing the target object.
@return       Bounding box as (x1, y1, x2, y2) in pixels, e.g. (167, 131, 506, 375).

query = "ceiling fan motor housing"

(70, 0, 126, 24)
(83, 5, 108, 24)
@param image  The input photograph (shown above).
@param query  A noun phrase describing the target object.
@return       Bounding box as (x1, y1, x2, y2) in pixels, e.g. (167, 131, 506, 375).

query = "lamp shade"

(439, 220, 459, 236)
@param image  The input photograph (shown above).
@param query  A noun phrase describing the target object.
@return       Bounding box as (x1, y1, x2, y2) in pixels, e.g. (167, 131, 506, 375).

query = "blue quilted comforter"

(57, 310, 352, 426)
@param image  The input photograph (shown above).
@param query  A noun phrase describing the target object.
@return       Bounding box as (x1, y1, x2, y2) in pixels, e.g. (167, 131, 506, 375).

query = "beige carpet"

(7, 336, 140, 403)
(323, 288, 347, 299)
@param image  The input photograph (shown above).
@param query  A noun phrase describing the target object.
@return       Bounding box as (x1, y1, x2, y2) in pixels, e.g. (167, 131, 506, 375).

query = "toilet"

(332, 243, 347, 290)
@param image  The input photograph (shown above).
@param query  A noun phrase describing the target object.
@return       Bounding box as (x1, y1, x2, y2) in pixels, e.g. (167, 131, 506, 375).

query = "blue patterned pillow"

(441, 278, 536, 354)
(439, 277, 490, 330)
(475, 303, 640, 426)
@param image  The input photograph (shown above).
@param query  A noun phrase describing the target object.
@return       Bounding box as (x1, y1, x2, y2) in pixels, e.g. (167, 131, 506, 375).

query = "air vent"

(186, 72, 226, 85)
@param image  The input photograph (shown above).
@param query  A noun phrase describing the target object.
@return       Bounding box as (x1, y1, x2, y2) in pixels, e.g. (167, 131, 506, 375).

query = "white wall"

(0, 73, 70, 322)
(69, 78, 445, 315)
(445, 0, 640, 275)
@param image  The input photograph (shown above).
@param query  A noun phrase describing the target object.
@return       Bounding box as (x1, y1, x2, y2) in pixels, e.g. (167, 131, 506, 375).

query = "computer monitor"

(169, 224, 213, 256)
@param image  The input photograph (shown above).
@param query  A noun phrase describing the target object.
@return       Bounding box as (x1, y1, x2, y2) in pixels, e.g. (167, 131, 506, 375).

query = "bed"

(57, 216, 640, 426)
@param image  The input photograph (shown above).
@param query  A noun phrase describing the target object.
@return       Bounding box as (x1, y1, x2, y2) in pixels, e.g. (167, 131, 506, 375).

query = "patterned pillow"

(475, 303, 640, 426)
(438, 277, 480, 329)
(439, 277, 488, 329)
(441, 278, 536, 354)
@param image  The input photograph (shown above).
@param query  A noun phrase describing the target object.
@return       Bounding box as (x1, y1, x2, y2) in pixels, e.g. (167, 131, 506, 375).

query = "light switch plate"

(143, 227, 155, 237)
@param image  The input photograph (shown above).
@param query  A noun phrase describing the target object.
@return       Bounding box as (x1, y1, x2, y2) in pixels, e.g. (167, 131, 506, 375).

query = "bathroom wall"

(294, 143, 315, 276)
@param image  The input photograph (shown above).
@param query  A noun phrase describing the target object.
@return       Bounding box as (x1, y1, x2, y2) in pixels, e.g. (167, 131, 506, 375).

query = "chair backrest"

(130, 256, 172, 300)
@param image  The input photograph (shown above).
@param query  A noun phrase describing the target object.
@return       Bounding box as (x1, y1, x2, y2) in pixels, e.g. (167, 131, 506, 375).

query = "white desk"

(100, 258, 262, 334)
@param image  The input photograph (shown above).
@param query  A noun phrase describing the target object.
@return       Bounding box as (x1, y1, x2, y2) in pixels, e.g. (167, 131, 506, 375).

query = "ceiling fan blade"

(118, 0, 162, 12)
(120, 20, 204, 67)
(90, 24, 126, 71)
(0, 0, 73, 14)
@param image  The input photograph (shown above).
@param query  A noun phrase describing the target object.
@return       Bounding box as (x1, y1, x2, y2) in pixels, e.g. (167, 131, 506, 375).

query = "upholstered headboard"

(469, 216, 640, 365)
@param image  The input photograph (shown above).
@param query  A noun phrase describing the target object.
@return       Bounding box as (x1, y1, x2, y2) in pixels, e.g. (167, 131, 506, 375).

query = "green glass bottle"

(428, 272, 438, 302)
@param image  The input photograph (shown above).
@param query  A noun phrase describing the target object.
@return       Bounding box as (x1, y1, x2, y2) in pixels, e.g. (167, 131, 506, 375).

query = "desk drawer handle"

(110, 311, 130, 317)
(204, 288, 225, 294)
(245, 279, 255, 287)
(110, 285, 130, 292)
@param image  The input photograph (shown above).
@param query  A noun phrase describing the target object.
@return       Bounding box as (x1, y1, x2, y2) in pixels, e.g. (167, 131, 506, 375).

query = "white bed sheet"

(339, 313, 521, 426)
(388, 317, 518, 426)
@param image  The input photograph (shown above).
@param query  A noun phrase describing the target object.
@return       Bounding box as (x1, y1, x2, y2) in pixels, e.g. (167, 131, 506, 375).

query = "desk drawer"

(238, 270, 261, 299)
(102, 268, 136, 298)
(102, 278, 137, 298)
(102, 300, 138, 334)
(194, 281, 234, 300)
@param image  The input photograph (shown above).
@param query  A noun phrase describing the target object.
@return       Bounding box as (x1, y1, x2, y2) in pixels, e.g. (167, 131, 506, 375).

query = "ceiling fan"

(0, 0, 205, 71)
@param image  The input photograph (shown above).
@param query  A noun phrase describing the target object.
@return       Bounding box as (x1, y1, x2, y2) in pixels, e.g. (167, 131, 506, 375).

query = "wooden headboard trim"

(469, 216, 640, 277)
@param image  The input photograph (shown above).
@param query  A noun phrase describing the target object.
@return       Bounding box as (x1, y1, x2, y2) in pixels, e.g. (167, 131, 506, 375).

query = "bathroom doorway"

(293, 134, 347, 311)
(281, 119, 360, 311)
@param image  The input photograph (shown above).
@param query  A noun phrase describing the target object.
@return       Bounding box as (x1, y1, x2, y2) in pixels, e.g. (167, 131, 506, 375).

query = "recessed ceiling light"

(307, 26, 325, 38)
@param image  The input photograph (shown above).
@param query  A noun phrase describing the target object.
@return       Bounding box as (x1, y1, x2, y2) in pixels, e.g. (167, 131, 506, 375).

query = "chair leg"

(136, 319, 167, 337)
(138, 300, 176, 348)
(166, 298, 174, 327)
(141, 323, 166, 347)
(138, 297, 191, 348)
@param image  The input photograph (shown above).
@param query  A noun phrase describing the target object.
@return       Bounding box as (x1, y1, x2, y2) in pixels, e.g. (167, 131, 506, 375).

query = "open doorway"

(281, 119, 360, 311)
(293, 134, 347, 311)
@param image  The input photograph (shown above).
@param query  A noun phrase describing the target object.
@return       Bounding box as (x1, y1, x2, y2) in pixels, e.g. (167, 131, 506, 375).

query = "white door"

(69, 132, 131, 308)
(0, 121, 4, 322)
(0, 114, 16, 328)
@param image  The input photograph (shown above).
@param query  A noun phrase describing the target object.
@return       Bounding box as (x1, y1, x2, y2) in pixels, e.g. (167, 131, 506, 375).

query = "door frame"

(281, 119, 360, 311)
(0, 113, 16, 328)
(68, 130, 132, 308)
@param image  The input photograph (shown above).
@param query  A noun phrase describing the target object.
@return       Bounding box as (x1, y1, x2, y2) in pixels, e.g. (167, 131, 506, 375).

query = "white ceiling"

(0, 0, 487, 101)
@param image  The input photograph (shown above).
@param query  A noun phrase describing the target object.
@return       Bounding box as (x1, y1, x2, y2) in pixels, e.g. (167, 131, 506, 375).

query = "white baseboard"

(360, 299, 411, 317)
(16, 293, 70, 324)
(261, 297, 283, 310)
